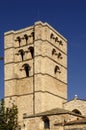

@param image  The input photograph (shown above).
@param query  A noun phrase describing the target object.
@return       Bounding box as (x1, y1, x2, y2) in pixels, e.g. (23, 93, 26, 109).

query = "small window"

(22, 63, 31, 77)
(59, 40, 63, 46)
(28, 46, 34, 58)
(57, 52, 63, 59)
(16, 36, 21, 46)
(54, 65, 61, 74)
(50, 33, 54, 39)
(18, 49, 25, 61)
(52, 48, 56, 55)
(31, 32, 34, 40)
(55, 37, 58, 42)
(72, 109, 81, 115)
(24, 34, 28, 44)
(42, 116, 50, 129)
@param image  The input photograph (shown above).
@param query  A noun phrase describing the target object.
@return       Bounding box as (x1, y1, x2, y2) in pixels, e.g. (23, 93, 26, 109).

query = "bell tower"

(4, 21, 67, 123)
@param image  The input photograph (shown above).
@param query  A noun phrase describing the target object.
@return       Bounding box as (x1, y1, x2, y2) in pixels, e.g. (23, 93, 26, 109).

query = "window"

(50, 33, 54, 39)
(72, 109, 81, 115)
(55, 37, 58, 42)
(57, 52, 63, 59)
(42, 116, 50, 129)
(16, 36, 21, 46)
(24, 34, 28, 44)
(22, 63, 31, 77)
(52, 48, 56, 55)
(54, 65, 61, 74)
(28, 46, 34, 58)
(59, 40, 63, 46)
(31, 32, 34, 40)
(18, 49, 25, 61)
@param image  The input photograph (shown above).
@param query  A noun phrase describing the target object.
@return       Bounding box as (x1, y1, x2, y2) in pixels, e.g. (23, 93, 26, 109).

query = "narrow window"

(24, 34, 28, 44)
(28, 46, 34, 58)
(50, 33, 54, 39)
(59, 40, 63, 46)
(55, 37, 58, 42)
(42, 116, 50, 129)
(16, 36, 21, 46)
(18, 49, 25, 61)
(52, 48, 56, 55)
(57, 52, 63, 59)
(54, 65, 61, 74)
(22, 64, 31, 77)
(31, 32, 34, 40)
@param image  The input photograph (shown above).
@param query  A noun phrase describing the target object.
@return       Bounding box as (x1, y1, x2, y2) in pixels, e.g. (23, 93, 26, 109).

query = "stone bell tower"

(4, 21, 67, 122)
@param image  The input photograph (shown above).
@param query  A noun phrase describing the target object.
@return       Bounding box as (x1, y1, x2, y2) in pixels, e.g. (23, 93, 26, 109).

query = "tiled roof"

(24, 107, 84, 119)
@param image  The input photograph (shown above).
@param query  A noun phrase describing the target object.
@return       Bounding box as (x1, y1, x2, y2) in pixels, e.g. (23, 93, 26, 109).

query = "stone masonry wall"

(4, 21, 67, 123)
(64, 99, 86, 116)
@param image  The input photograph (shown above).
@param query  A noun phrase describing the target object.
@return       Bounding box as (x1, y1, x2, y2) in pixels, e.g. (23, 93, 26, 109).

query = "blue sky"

(0, 0, 86, 100)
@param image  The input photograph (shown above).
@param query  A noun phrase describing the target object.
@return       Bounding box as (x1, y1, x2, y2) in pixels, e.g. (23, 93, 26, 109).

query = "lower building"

(21, 97, 86, 130)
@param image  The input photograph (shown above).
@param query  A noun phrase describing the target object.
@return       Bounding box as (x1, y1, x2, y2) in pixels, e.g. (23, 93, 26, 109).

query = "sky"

(0, 0, 86, 100)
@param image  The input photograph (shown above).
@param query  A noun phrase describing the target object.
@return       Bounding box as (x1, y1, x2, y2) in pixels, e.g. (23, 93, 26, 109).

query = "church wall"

(34, 22, 67, 113)
(4, 25, 35, 123)
(65, 124, 86, 130)
(64, 99, 86, 116)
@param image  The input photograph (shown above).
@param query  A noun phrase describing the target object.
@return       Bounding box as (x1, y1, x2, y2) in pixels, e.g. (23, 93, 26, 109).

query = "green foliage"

(0, 99, 18, 130)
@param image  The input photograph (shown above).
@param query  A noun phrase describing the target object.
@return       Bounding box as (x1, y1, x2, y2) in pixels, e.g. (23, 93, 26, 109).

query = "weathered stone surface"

(64, 98, 86, 116)
(4, 21, 68, 129)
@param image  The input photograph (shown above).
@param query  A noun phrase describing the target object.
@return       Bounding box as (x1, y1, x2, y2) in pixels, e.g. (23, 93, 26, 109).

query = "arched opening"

(52, 48, 56, 55)
(16, 36, 21, 46)
(54, 65, 61, 74)
(57, 52, 63, 59)
(55, 37, 58, 42)
(72, 109, 81, 115)
(22, 64, 31, 77)
(31, 32, 34, 40)
(18, 49, 25, 61)
(42, 116, 50, 129)
(59, 40, 63, 46)
(24, 34, 28, 44)
(28, 46, 34, 58)
(50, 33, 54, 39)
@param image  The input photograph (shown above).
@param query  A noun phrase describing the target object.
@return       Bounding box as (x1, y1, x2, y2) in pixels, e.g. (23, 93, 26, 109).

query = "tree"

(0, 99, 18, 130)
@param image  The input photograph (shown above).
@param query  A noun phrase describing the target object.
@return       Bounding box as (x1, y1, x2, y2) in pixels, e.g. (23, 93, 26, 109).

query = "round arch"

(72, 109, 82, 115)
